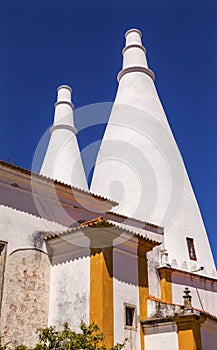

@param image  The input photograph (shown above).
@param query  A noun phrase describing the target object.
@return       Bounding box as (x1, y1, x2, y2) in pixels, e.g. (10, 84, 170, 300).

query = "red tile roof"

(43, 216, 161, 246)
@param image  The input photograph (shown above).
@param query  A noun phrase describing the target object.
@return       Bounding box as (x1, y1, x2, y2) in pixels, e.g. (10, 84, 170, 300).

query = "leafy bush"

(0, 322, 127, 350)
(34, 322, 126, 350)
(0, 336, 11, 350)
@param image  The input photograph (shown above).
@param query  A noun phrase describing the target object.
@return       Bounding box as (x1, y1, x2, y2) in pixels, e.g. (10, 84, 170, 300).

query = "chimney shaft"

(40, 85, 88, 190)
(118, 28, 154, 82)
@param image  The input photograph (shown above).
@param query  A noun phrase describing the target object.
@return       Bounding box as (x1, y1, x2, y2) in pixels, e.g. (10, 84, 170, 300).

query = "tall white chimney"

(40, 85, 88, 191)
(90, 29, 216, 277)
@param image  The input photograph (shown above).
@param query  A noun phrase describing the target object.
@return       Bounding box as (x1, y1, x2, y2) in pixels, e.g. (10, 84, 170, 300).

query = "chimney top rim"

(57, 85, 72, 93)
(125, 28, 142, 38)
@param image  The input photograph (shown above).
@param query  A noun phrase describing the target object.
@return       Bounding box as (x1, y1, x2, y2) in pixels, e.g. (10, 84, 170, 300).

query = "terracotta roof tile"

(148, 295, 217, 322)
(43, 216, 160, 246)
(0, 160, 117, 204)
(107, 211, 164, 234)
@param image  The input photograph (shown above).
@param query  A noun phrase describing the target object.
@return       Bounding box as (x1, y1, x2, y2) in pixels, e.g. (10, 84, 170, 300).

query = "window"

(186, 237, 197, 261)
(124, 303, 137, 330)
(0, 241, 7, 315)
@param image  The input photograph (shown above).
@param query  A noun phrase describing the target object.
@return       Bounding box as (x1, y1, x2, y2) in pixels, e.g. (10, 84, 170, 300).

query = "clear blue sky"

(0, 0, 217, 264)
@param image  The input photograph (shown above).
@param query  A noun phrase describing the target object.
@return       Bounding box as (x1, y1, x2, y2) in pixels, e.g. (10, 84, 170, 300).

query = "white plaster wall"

(144, 323, 179, 350)
(113, 223, 162, 299)
(48, 256, 90, 331)
(0, 204, 65, 255)
(172, 274, 217, 315)
(113, 245, 140, 350)
(164, 172, 216, 277)
(201, 319, 217, 350)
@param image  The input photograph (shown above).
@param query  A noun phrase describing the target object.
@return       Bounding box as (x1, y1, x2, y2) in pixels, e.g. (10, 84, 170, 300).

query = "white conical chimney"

(90, 29, 216, 276)
(40, 85, 88, 191)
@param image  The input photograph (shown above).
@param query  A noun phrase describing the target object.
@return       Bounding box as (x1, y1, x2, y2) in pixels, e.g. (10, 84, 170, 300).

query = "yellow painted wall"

(159, 268, 173, 303)
(90, 247, 114, 348)
(174, 315, 205, 350)
(138, 243, 149, 350)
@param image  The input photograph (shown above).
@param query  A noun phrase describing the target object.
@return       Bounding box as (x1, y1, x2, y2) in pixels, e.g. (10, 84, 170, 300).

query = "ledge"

(117, 66, 155, 82)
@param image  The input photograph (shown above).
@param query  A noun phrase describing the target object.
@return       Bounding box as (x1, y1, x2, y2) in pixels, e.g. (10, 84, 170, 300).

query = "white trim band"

(117, 66, 155, 82)
(50, 124, 78, 135)
(122, 44, 146, 55)
(54, 101, 74, 109)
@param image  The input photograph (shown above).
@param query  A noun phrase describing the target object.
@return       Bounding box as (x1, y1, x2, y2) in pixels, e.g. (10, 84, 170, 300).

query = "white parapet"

(90, 29, 216, 278)
(40, 85, 88, 190)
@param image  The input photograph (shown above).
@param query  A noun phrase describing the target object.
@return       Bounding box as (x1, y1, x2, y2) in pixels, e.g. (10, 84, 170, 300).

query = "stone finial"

(183, 287, 192, 309)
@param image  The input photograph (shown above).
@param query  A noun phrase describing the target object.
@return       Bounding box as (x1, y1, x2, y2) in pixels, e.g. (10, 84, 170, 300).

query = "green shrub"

(1, 322, 127, 350)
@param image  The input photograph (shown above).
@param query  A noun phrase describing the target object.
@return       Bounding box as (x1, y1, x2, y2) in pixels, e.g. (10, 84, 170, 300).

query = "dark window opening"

(186, 237, 197, 261)
(126, 307, 134, 327)
(124, 303, 137, 330)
